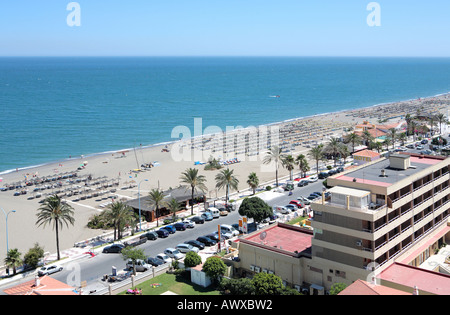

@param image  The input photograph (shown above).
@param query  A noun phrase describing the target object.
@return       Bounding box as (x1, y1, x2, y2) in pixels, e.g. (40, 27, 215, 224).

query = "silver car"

(38, 264, 63, 276)
(176, 243, 199, 253)
(164, 248, 185, 260)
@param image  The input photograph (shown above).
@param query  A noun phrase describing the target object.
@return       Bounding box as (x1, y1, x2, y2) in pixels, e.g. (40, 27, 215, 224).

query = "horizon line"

(1, 55, 450, 58)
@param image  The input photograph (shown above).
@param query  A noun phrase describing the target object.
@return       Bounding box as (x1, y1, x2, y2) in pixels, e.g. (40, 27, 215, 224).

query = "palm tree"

(281, 154, 295, 180)
(166, 198, 181, 222)
(180, 168, 207, 215)
(36, 194, 75, 261)
(362, 130, 374, 146)
(344, 132, 362, 153)
(4, 248, 22, 276)
(388, 128, 397, 149)
(104, 201, 134, 241)
(324, 137, 343, 166)
(308, 145, 324, 174)
(295, 154, 309, 178)
(148, 189, 167, 227)
(215, 168, 239, 204)
(262, 145, 284, 187)
(247, 172, 259, 195)
(436, 113, 446, 135)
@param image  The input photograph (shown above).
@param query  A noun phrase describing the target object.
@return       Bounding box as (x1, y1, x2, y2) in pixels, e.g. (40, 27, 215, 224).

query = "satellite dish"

(260, 231, 267, 240)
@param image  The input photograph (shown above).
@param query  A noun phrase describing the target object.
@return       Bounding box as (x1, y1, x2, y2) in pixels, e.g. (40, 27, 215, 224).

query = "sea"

(1, 57, 450, 174)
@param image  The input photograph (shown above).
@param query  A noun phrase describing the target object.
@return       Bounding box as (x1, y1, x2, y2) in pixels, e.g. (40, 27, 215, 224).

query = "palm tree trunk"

(56, 220, 60, 261)
(191, 186, 195, 216)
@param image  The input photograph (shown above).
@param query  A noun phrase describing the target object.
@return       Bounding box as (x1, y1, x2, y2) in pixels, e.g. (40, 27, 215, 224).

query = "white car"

(38, 264, 63, 276)
(126, 259, 151, 272)
(182, 219, 196, 228)
(274, 206, 289, 214)
(156, 253, 172, 264)
(164, 248, 185, 260)
(307, 175, 318, 183)
(176, 243, 199, 253)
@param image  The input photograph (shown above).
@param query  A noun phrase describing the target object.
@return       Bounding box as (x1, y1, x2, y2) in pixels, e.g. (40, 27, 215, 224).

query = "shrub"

(184, 251, 202, 268)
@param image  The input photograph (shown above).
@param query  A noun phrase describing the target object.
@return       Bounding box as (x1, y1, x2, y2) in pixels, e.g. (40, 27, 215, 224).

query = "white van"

(206, 207, 220, 218)
(220, 224, 239, 236)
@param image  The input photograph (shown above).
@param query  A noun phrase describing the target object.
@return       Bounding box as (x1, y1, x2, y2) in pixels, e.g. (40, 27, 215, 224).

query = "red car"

(289, 200, 304, 208)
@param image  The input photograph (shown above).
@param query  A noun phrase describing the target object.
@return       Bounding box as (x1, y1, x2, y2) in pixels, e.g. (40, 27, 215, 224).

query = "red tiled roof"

(353, 149, 381, 158)
(379, 263, 450, 295)
(339, 279, 411, 295)
(4, 276, 79, 295)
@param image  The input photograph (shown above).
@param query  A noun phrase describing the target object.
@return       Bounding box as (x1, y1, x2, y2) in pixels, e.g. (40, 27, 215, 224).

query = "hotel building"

(234, 152, 450, 294)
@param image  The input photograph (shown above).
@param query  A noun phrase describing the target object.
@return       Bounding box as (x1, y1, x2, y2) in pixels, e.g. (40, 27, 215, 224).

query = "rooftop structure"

(4, 275, 79, 295)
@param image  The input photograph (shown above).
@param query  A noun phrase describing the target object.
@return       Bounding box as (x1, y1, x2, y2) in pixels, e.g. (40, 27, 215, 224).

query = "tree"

(246, 172, 259, 195)
(148, 188, 167, 227)
(104, 201, 135, 240)
(324, 137, 343, 166)
(184, 251, 202, 268)
(180, 168, 207, 215)
(166, 198, 181, 222)
(362, 130, 374, 146)
(238, 197, 273, 224)
(220, 277, 254, 295)
(281, 154, 295, 180)
(251, 272, 284, 295)
(202, 256, 227, 284)
(344, 132, 362, 153)
(388, 128, 397, 149)
(23, 243, 45, 270)
(4, 248, 22, 276)
(295, 154, 309, 178)
(308, 145, 324, 174)
(215, 168, 239, 204)
(36, 194, 75, 261)
(436, 113, 446, 135)
(262, 145, 285, 187)
(121, 246, 146, 275)
(329, 283, 348, 295)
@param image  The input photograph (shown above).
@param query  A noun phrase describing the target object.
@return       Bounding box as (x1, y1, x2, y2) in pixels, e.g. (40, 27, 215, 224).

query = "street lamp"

(138, 179, 149, 232)
(1, 207, 16, 254)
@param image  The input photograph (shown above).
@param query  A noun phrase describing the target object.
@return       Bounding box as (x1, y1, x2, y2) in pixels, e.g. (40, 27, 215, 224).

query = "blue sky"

(0, 0, 449, 56)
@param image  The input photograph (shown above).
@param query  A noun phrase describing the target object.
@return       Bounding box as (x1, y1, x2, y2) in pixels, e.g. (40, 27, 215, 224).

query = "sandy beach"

(0, 92, 449, 263)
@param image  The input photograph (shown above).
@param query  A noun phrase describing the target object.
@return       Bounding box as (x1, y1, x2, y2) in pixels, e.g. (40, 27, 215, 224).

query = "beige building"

(233, 152, 450, 294)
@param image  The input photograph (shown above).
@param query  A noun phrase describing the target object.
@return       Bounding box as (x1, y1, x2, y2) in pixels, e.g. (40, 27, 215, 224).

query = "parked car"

(297, 196, 311, 205)
(156, 253, 172, 264)
(160, 225, 176, 234)
(196, 236, 216, 246)
(184, 240, 205, 250)
(219, 208, 228, 216)
(214, 230, 232, 240)
(274, 205, 289, 214)
(124, 237, 146, 247)
(318, 172, 329, 179)
(285, 204, 298, 212)
(174, 222, 187, 231)
(38, 264, 63, 276)
(206, 233, 220, 242)
(156, 229, 169, 238)
(205, 207, 220, 218)
(307, 175, 318, 182)
(220, 224, 239, 236)
(416, 145, 424, 150)
(297, 180, 309, 187)
(164, 248, 185, 260)
(201, 212, 214, 221)
(141, 231, 158, 240)
(421, 139, 428, 144)
(102, 243, 125, 254)
(406, 144, 415, 149)
(176, 243, 199, 253)
(145, 257, 165, 267)
(289, 200, 304, 208)
(190, 216, 205, 224)
(182, 219, 196, 228)
(126, 259, 151, 272)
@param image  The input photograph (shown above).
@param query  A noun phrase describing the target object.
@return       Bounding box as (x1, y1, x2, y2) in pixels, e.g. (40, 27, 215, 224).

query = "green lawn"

(120, 272, 220, 295)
